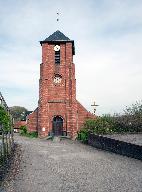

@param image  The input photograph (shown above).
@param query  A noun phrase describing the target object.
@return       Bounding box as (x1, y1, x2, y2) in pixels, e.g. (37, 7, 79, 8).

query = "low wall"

(88, 133, 142, 161)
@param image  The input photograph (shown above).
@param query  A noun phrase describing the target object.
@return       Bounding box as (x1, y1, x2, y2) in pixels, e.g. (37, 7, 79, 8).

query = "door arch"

(52, 116, 63, 136)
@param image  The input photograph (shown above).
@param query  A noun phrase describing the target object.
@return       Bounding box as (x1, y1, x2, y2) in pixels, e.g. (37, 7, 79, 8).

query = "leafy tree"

(0, 106, 12, 131)
(116, 101, 142, 132)
(9, 106, 28, 122)
(124, 101, 142, 116)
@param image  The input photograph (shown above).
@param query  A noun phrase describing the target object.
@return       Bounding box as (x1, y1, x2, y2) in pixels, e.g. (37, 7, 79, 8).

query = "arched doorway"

(52, 116, 63, 136)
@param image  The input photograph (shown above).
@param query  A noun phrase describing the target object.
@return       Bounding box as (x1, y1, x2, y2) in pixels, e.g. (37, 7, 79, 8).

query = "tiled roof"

(45, 30, 70, 41)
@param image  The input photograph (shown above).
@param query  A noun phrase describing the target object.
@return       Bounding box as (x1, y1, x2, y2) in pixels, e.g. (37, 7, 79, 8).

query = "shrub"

(78, 101, 142, 142)
(19, 126, 38, 138)
(83, 115, 116, 134)
(19, 125, 27, 135)
(77, 129, 89, 143)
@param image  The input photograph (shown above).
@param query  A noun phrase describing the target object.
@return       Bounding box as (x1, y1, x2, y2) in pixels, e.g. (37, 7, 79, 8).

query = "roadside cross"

(91, 101, 99, 114)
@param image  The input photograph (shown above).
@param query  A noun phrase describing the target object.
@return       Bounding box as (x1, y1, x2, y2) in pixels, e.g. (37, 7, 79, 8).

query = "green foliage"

(19, 125, 27, 135)
(0, 106, 12, 131)
(19, 125, 38, 138)
(27, 131, 38, 138)
(124, 101, 142, 116)
(78, 101, 142, 142)
(115, 101, 142, 133)
(9, 106, 28, 122)
(83, 115, 116, 134)
(104, 102, 141, 134)
(77, 129, 89, 143)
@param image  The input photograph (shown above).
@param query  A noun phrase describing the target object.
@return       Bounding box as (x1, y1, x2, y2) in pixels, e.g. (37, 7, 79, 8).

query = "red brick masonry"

(14, 121, 27, 132)
(27, 36, 95, 138)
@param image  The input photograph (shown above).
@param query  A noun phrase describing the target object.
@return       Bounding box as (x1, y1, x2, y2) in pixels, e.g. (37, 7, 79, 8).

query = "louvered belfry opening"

(55, 50, 60, 64)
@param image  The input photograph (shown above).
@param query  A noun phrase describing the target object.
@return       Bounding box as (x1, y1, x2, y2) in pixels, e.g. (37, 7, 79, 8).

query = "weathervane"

(91, 100, 99, 114)
(57, 12, 60, 22)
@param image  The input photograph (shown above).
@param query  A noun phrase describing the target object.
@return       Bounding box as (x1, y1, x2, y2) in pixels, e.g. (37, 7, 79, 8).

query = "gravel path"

(1, 135, 142, 192)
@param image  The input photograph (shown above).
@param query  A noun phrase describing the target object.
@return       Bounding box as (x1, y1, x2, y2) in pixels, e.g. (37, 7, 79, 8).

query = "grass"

(20, 131, 38, 138)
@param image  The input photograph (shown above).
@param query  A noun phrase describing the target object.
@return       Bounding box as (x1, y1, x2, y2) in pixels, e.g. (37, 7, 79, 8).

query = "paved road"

(2, 135, 142, 192)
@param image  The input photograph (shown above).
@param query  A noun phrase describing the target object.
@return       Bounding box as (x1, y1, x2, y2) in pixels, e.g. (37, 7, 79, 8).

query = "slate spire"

(45, 30, 70, 41)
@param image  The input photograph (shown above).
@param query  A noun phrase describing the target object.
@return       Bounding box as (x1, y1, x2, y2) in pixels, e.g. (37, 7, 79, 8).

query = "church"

(27, 30, 95, 138)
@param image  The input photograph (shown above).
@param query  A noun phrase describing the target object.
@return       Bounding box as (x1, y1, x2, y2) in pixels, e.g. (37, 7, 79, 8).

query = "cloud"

(0, 0, 142, 115)
(75, 32, 142, 115)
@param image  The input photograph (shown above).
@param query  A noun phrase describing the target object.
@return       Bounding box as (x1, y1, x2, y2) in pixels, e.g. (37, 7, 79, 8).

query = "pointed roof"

(40, 30, 75, 55)
(45, 30, 70, 41)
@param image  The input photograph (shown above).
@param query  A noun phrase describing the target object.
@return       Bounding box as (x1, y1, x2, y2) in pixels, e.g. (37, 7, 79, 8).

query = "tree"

(9, 106, 28, 122)
(0, 106, 12, 131)
(123, 101, 142, 132)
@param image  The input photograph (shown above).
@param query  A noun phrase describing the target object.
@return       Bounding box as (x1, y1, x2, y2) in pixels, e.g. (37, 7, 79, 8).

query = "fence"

(88, 133, 142, 161)
(0, 92, 14, 180)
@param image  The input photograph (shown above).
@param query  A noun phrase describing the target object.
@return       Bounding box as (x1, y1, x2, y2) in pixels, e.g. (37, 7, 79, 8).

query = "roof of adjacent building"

(0, 92, 9, 112)
(21, 111, 33, 121)
(45, 30, 70, 41)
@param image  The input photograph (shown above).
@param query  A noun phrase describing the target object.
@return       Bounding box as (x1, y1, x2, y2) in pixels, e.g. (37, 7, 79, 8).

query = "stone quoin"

(27, 30, 95, 138)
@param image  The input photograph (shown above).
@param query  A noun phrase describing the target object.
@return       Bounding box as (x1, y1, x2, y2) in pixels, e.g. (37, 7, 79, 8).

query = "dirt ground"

(1, 134, 142, 192)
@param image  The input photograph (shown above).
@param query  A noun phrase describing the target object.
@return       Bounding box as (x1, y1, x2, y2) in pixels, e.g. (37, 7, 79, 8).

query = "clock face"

(54, 45, 60, 51)
(54, 76, 62, 84)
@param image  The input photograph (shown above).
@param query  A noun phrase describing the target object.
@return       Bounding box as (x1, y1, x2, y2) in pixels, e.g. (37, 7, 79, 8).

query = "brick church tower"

(27, 30, 95, 138)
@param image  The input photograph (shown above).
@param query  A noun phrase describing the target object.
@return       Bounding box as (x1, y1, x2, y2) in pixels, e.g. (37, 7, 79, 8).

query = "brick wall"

(14, 121, 27, 128)
(27, 37, 96, 138)
(27, 108, 38, 132)
(77, 101, 96, 131)
(37, 42, 79, 138)
(14, 121, 27, 132)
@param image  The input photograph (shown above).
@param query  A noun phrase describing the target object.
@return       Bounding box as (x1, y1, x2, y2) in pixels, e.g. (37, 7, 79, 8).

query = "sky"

(0, 0, 142, 115)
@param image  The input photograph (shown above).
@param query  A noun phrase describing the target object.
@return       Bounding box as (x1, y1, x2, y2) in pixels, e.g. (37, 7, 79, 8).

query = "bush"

(83, 115, 116, 134)
(19, 125, 27, 135)
(19, 125, 38, 138)
(77, 129, 89, 143)
(78, 101, 142, 142)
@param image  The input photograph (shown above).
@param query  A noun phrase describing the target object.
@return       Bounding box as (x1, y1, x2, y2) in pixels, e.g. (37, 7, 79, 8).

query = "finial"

(57, 12, 60, 22)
